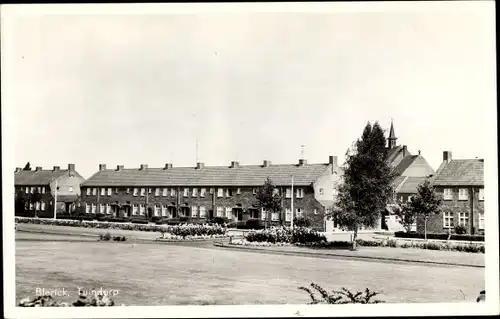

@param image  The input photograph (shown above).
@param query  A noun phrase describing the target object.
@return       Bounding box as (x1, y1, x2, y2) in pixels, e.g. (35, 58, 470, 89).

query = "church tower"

(388, 120, 398, 149)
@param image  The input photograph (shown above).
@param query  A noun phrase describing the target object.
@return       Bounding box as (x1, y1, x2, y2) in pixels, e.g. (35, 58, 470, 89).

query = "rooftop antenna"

(300, 145, 306, 159)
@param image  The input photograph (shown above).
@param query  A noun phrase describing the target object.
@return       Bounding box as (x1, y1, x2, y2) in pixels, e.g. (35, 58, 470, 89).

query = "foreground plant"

(18, 293, 118, 307)
(298, 283, 384, 304)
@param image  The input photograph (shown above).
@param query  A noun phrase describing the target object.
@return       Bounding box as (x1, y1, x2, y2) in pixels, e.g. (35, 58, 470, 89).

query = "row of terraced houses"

(14, 122, 485, 234)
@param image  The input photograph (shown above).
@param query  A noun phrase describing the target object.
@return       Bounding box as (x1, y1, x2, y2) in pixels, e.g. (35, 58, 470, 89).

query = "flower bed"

(15, 217, 227, 236)
(245, 226, 326, 244)
(156, 233, 228, 242)
(230, 238, 293, 247)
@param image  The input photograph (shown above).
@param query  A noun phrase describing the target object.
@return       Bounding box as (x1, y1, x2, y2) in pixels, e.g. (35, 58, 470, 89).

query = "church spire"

(388, 119, 397, 149)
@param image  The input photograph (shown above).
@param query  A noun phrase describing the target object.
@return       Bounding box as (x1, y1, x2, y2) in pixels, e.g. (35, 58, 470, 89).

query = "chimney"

(298, 159, 307, 166)
(164, 163, 173, 170)
(15, 167, 22, 173)
(116, 165, 124, 171)
(402, 145, 408, 157)
(68, 163, 75, 171)
(443, 151, 452, 163)
(263, 160, 272, 167)
(53, 166, 60, 171)
(230, 161, 240, 168)
(140, 164, 148, 170)
(196, 162, 205, 169)
(329, 156, 338, 166)
(35, 166, 42, 172)
(99, 164, 107, 171)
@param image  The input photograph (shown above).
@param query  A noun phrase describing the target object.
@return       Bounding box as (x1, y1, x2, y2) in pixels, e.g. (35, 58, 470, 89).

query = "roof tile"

(432, 159, 484, 186)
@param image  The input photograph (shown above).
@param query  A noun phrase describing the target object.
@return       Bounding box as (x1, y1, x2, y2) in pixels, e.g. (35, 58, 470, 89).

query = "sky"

(2, 2, 496, 179)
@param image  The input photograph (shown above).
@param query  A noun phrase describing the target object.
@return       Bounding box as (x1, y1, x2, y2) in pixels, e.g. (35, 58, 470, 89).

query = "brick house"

(14, 164, 86, 217)
(382, 121, 435, 231)
(417, 151, 484, 235)
(80, 156, 342, 231)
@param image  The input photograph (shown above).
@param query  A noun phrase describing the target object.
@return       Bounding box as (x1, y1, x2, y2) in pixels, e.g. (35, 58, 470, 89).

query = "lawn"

(16, 234, 484, 305)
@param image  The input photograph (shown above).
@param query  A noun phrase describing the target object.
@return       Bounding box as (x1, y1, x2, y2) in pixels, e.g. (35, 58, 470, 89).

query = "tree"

(392, 200, 418, 233)
(328, 122, 395, 250)
(256, 177, 282, 229)
(30, 189, 42, 218)
(405, 179, 442, 240)
(15, 190, 26, 216)
(23, 162, 32, 170)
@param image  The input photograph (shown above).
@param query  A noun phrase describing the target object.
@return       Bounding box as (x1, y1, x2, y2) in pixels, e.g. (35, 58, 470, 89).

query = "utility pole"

(53, 180, 58, 219)
(290, 174, 294, 230)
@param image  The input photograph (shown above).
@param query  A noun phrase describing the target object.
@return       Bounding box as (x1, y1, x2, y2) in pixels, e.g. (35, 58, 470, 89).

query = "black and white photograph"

(2, 2, 498, 318)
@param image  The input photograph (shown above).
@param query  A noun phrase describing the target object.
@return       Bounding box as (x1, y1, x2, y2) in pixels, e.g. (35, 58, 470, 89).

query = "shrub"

(294, 216, 311, 228)
(245, 226, 326, 244)
(356, 239, 382, 247)
(298, 283, 384, 304)
(394, 231, 484, 242)
(454, 225, 467, 235)
(131, 220, 149, 224)
(226, 222, 238, 229)
(99, 232, 111, 241)
(112, 236, 126, 241)
(210, 217, 229, 225)
(245, 219, 263, 230)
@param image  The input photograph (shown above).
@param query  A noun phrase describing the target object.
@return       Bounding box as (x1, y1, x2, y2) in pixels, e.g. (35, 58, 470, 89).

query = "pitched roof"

(386, 146, 412, 167)
(398, 176, 427, 194)
(81, 163, 332, 187)
(432, 159, 484, 186)
(392, 155, 418, 176)
(14, 169, 69, 186)
(392, 175, 407, 189)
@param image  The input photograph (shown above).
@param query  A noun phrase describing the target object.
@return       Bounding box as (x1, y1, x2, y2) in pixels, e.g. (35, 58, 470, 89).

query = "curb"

(213, 242, 484, 268)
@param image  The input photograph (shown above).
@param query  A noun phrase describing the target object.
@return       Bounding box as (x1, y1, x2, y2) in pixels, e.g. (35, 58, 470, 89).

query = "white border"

(2, 2, 498, 318)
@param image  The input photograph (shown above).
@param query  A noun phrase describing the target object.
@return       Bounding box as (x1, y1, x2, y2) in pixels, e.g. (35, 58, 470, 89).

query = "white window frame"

(154, 205, 160, 217)
(91, 204, 97, 214)
(217, 188, 224, 198)
(458, 212, 469, 227)
(296, 208, 303, 218)
(296, 188, 304, 198)
(93, 188, 97, 196)
(479, 188, 484, 201)
(285, 188, 291, 198)
(139, 204, 145, 215)
(226, 189, 231, 197)
(41, 201, 46, 211)
(225, 207, 232, 219)
(132, 204, 138, 215)
(285, 208, 292, 221)
(261, 208, 267, 221)
(216, 206, 224, 217)
(273, 188, 279, 196)
(162, 188, 168, 196)
(115, 188, 119, 194)
(100, 188, 106, 196)
(107, 188, 112, 196)
(29, 202, 34, 210)
(99, 204, 105, 214)
(86, 188, 91, 196)
(253, 188, 257, 195)
(140, 188, 146, 196)
(171, 188, 176, 197)
(30, 187, 35, 194)
(236, 188, 241, 195)
(183, 188, 189, 197)
(133, 188, 139, 196)
(85, 203, 90, 214)
(155, 188, 160, 196)
(192, 206, 199, 217)
(192, 188, 198, 197)
(35, 201, 40, 210)
(443, 188, 453, 200)
(25, 187, 29, 194)
(478, 211, 485, 230)
(200, 206, 206, 218)
(271, 212, 279, 221)
(458, 188, 468, 201)
(106, 204, 111, 214)
(161, 205, 168, 217)
(200, 188, 206, 197)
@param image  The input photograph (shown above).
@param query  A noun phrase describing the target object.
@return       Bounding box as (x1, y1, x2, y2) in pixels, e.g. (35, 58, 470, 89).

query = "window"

(296, 208, 303, 218)
(253, 188, 257, 195)
(225, 207, 232, 219)
(154, 205, 160, 217)
(273, 188, 279, 196)
(443, 188, 453, 200)
(261, 208, 267, 221)
(171, 188, 176, 197)
(408, 196, 412, 202)
(35, 202, 40, 210)
(155, 188, 160, 196)
(200, 188, 206, 197)
(285, 208, 292, 221)
(192, 188, 198, 197)
(86, 188, 91, 195)
(209, 188, 214, 194)
(226, 189, 232, 197)
(100, 188, 105, 196)
(126, 188, 130, 194)
(296, 188, 304, 198)
(29, 202, 34, 210)
(91, 204, 97, 214)
(314, 209, 318, 215)
(285, 188, 292, 198)
(24, 187, 29, 194)
(139, 204, 145, 215)
(192, 206, 199, 217)
(319, 188, 324, 195)
(479, 212, 485, 230)
(271, 212, 279, 221)
(85, 203, 90, 214)
(99, 204, 105, 214)
(162, 188, 168, 196)
(458, 188, 468, 201)
(133, 188, 138, 196)
(458, 212, 469, 227)
(236, 188, 241, 195)
(115, 188, 119, 194)
(216, 206, 224, 217)
(41, 201, 46, 211)
(106, 204, 111, 214)
(479, 188, 484, 201)
(92, 188, 97, 195)
(107, 188, 112, 196)
(200, 206, 206, 218)
(183, 188, 189, 197)
(140, 188, 146, 196)
(217, 188, 224, 197)
(161, 205, 168, 217)
(30, 187, 35, 194)
(132, 204, 138, 215)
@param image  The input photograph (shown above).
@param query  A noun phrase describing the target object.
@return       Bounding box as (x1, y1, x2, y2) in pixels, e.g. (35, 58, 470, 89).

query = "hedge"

(245, 226, 326, 244)
(394, 231, 484, 242)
